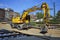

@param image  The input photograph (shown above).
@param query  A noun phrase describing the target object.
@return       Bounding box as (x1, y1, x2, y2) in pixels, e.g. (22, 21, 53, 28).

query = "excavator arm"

(41, 2, 50, 25)
(21, 6, 41, 20)
(21, 3, 50, 25)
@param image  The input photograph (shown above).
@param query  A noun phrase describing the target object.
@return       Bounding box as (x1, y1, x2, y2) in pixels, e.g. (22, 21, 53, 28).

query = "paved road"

(0, 34, 60, 40)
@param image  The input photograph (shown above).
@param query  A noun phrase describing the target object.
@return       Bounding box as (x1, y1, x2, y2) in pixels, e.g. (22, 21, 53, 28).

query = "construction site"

(0, 0, 60, 40)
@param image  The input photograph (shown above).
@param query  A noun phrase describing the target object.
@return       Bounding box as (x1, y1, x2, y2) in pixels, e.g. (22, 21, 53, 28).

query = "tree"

(50, 10, 60, 24)
(56, 11, 60, 19)
(36, 12, 43, 19)
(55, 10, 60, 23)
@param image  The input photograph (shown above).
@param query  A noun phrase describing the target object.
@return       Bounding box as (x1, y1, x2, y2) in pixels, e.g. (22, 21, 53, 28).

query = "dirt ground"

(0, 23, 60, 37)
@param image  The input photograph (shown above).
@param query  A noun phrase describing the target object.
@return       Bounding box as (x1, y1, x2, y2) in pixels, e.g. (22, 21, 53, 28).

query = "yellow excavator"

(10, 2, 50, 30)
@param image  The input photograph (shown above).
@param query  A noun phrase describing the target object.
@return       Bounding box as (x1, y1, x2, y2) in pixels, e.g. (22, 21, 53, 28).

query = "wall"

(0, 8, 5, 21)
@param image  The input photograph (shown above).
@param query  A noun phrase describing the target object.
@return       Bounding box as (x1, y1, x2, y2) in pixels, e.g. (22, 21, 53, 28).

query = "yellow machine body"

(12, 11, 30, 24)
(12, 17, 23, 23)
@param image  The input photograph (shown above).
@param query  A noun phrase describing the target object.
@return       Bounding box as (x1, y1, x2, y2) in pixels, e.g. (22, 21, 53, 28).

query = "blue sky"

(0, 0, 60, 16)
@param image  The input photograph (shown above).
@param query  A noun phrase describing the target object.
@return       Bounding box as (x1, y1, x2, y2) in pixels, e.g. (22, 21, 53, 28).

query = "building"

(30, 14, 37, 20)
(0, 8, 5, 21)
(0, 8, 20, 21)
(14, 12, 20, 17)
(4, 8, 20, 21)
(4, 8, 14, 21)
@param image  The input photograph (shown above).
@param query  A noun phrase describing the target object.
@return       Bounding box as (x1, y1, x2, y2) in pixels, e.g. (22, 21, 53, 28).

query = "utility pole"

(53, 2, 55, 17)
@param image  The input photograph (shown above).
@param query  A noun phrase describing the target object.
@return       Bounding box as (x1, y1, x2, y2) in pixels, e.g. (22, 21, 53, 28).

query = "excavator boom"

(21, 6, 41, 20)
